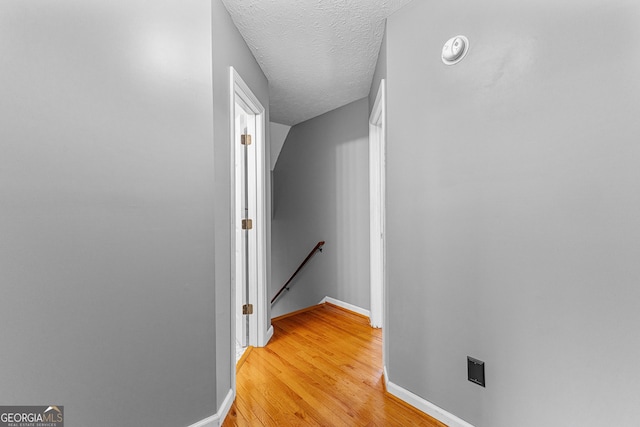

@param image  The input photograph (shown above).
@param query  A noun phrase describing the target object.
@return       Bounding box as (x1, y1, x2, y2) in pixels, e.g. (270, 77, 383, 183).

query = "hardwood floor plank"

(246, 344, 362, 425)
(222, 303, 444, 427)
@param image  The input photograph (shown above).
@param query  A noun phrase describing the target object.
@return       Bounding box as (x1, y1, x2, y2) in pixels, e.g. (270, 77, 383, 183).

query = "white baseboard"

(187, 414, 216, 427)
(187, 388, 234, 427)
(216, 388, 234, 426)
(384, 367, 474, 427)
(319, 296, 370, 319)
(263, 325, 274, 346)
(383, 366, 390, 389)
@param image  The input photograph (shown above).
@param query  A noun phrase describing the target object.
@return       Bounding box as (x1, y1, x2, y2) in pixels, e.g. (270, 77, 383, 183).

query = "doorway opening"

(230, 67, 271, 378)
(369, 79, 386, 359)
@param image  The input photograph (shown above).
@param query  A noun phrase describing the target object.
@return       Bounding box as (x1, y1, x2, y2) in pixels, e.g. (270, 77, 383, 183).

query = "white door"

(230, 67, 270, 360)
(234, 98, 256, 348)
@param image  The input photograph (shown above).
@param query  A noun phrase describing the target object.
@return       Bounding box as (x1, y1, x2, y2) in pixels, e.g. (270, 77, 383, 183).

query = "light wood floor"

(222, 303, 446, 427)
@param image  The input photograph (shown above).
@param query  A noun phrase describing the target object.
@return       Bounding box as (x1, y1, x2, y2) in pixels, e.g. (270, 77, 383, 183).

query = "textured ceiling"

(222, 0, 413, 126)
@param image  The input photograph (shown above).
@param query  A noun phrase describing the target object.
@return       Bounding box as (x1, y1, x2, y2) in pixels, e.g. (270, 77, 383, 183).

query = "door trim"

(369, 79, 386, 354)
(229, 67, 270, 365)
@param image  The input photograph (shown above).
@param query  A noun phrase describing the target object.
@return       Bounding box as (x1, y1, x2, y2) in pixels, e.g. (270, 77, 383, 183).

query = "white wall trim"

(319, 296, 370, 319)
(384, 367, 475, 427)
(383, 365, 390, 389)
(187, 415, 216, 427)
(186, 388, 234, 427)
(217, 388, 235, 426)
(262, 325, 274, 346)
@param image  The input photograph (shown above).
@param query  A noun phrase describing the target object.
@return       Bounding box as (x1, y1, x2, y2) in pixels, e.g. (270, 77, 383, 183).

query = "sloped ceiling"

(222, 0, 413, 126)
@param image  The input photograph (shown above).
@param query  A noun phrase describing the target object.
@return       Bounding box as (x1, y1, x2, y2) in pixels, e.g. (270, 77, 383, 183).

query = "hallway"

(223, 303, 445, 426)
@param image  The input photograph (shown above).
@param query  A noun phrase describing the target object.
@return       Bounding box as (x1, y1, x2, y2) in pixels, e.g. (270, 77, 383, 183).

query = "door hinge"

(242, 219, 253, 230)
(242, 304, 254, 315)
(241, 134, 252, 145)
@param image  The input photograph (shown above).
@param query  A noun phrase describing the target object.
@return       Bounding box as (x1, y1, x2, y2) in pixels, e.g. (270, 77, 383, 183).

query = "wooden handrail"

(271, 241, 325, 305)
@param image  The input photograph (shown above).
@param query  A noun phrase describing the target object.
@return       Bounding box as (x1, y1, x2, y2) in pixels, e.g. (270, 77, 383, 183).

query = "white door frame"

(369, 80, 386, 342)
(229, 67, 270, 359)
(233, 97, 249, 348)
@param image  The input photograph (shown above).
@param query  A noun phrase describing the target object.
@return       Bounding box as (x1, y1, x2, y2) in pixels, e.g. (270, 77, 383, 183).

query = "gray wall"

(386, 0, 640, 426)
(272, 98, 370, 317)
(211, 0, 271, 408)
(369, 22, 387, 114)
(0, 1, 216, 426)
